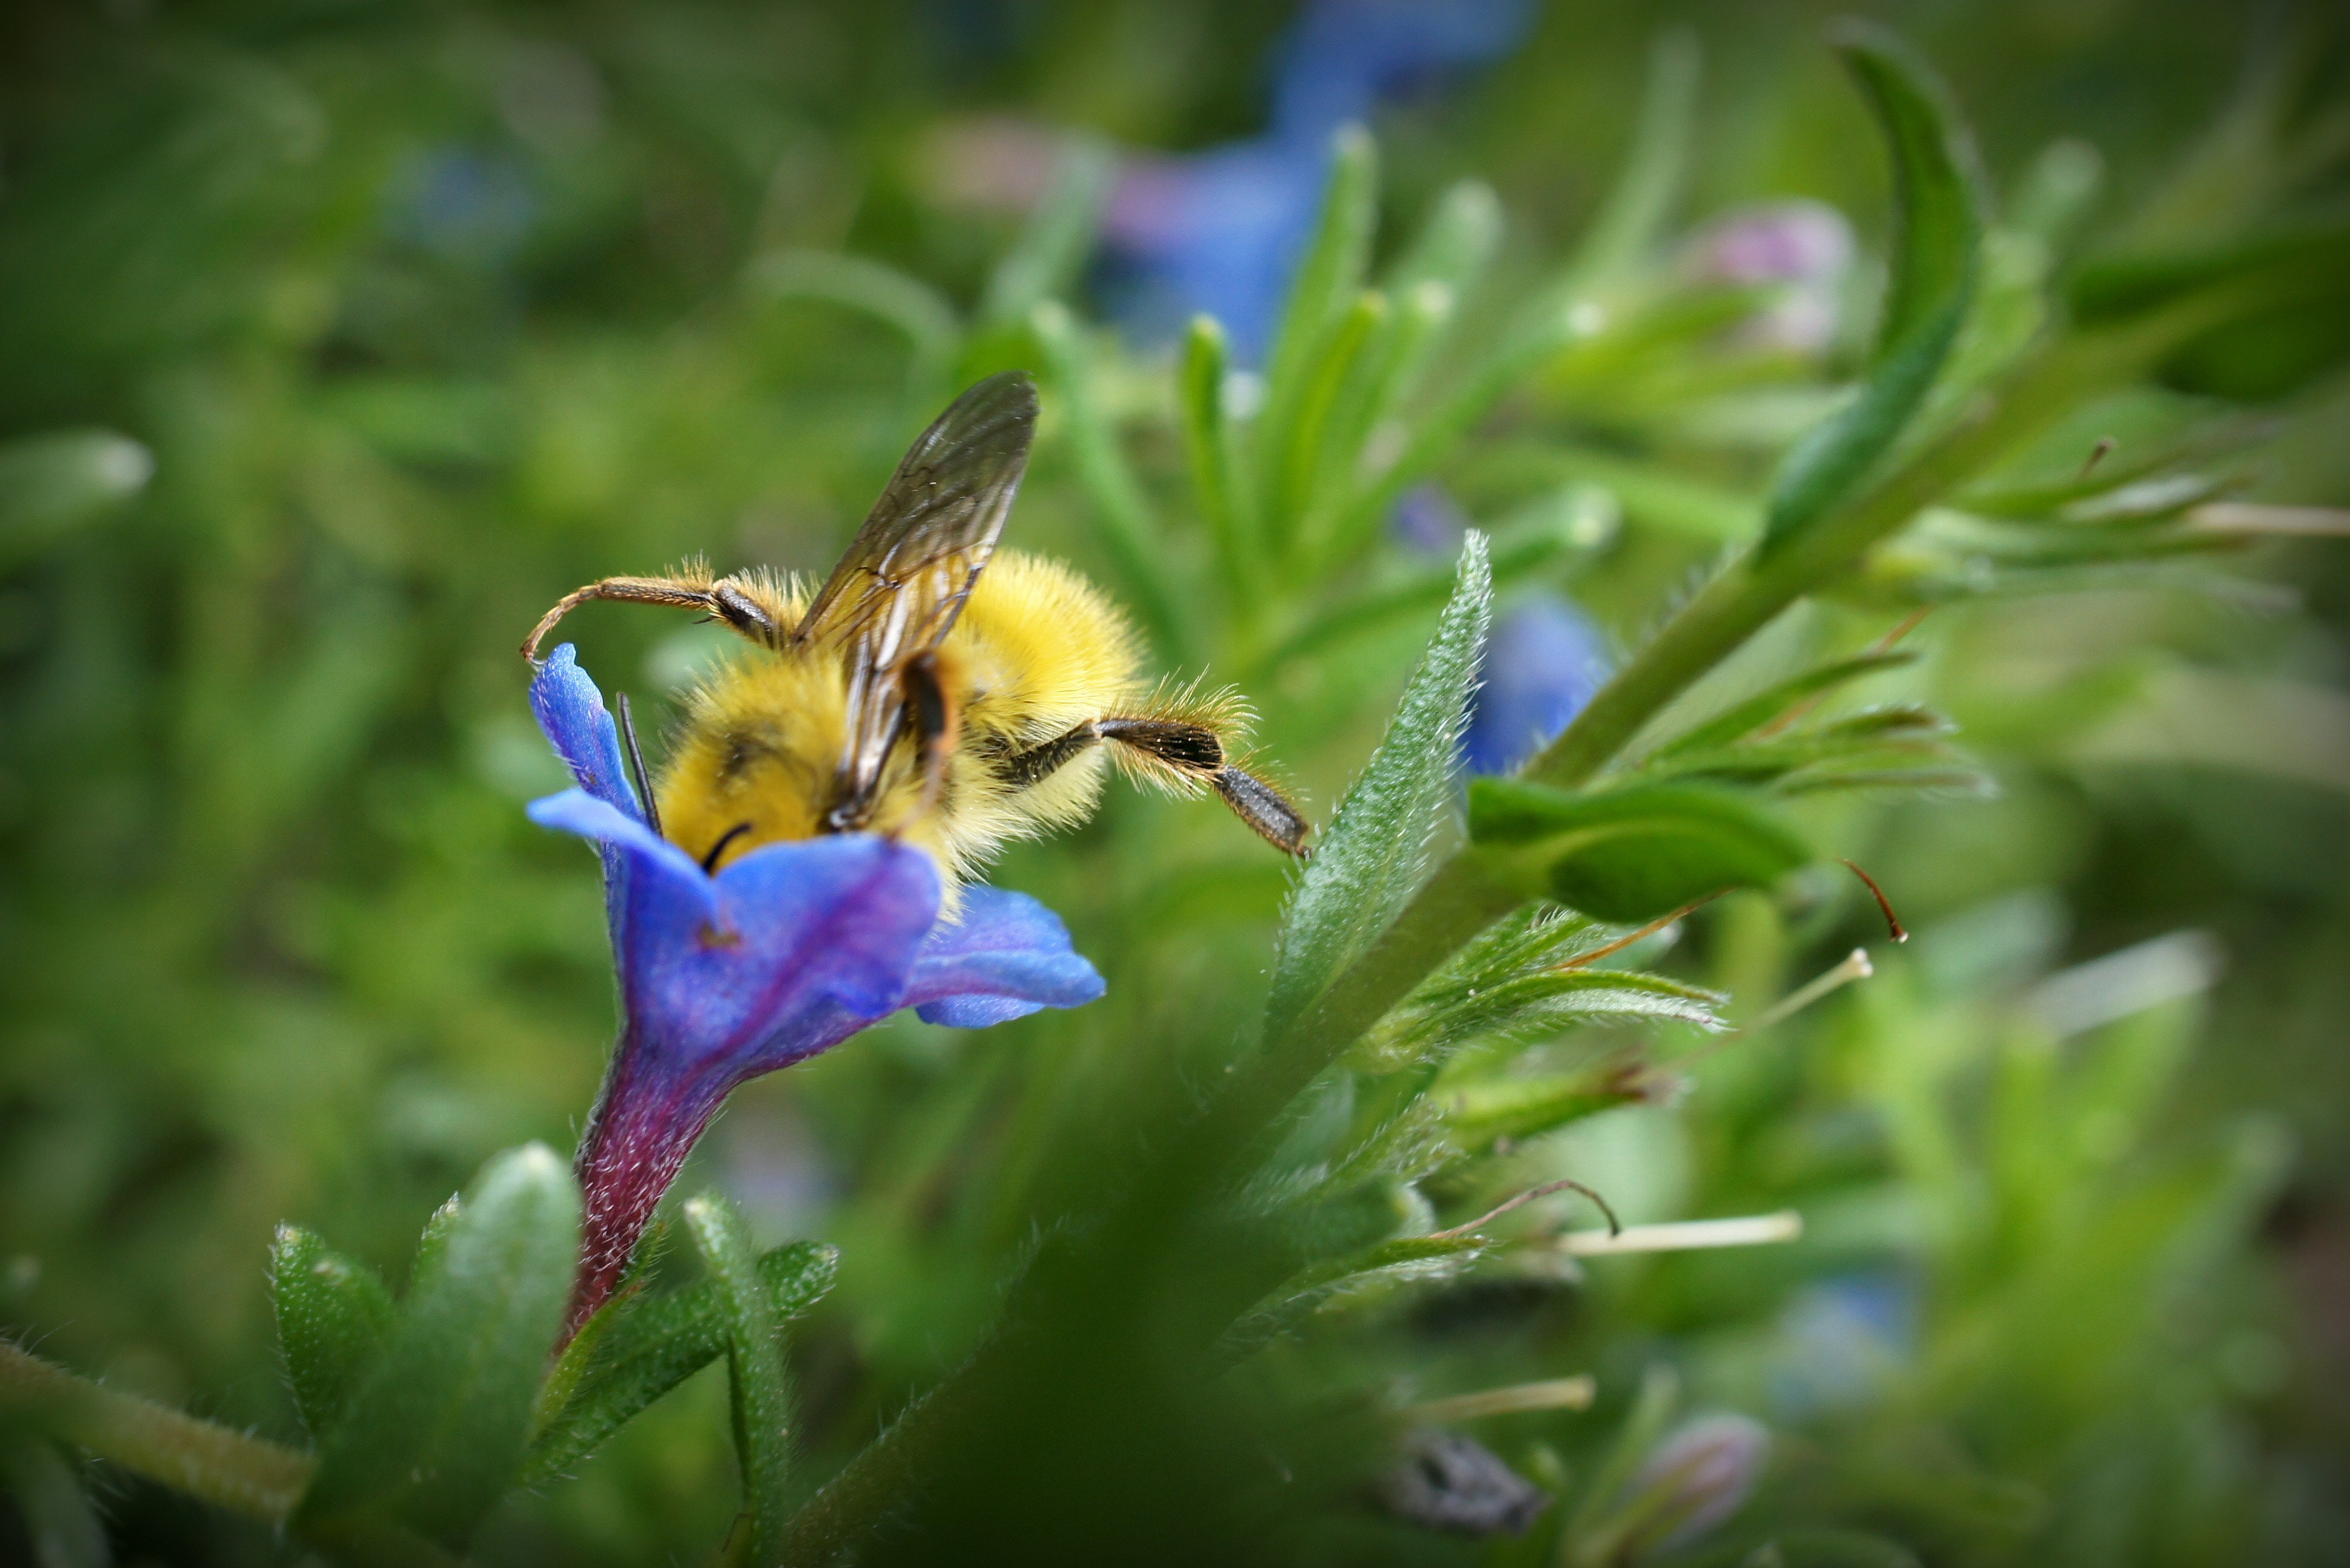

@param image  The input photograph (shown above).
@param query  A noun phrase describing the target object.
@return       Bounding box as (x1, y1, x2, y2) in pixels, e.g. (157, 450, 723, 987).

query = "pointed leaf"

(1181, 314, 1254, 605)
(526, 1241, 836, 1483)
(1470, 779, 1812, 923)
(1264, 123, 1379, 407)
(1654, 653, 1918, 758)
(298, 1144, 577, 1551)
(1387, 178, 1502, 300)
(270, 1225, 395, 1441)
(1266, 534, 1491, 1040)
(1761, 27, 1983, 554)
(684, 1193, 793, 1563)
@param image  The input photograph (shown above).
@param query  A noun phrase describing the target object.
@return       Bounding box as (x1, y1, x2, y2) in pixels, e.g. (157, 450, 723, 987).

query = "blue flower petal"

(532, 786, 941, 1071)
(530, 643, 647, 823)
(909, 886, 1108, 1028)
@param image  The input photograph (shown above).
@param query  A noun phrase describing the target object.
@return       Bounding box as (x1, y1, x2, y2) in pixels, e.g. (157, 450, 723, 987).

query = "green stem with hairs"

(1, 1339, 314, 1524)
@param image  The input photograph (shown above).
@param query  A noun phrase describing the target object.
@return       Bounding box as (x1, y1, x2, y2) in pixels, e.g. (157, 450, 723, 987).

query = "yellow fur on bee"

(655, 551, 1144, 897)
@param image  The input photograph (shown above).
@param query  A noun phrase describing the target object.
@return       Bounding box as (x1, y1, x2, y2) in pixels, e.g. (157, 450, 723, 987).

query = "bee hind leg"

(1093, 717, 1311, 857)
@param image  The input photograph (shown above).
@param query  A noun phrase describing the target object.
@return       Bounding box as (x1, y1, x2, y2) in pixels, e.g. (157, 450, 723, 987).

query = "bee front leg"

(521, 572, 786, 661)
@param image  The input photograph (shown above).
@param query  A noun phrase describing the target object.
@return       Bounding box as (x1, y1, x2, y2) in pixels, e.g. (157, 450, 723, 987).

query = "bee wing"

(796, 370, 1039, 825)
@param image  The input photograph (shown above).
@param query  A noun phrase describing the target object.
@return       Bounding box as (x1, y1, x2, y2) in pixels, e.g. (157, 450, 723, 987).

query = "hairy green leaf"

(1444, 1059, 1680, 1150)
(526, 1241, 836, 1484)
(1760, 27, 1983, 554)
(1265, 534, 1491, 1040)
(1362, 969, 1723, 1070)
(1470, 779, 1812, 922)
(683, 1192, 793, 1563)
(297, 1144, 577, 1552)
(270, 1225, 395, 1441)
(1654, 652, 1918, 758)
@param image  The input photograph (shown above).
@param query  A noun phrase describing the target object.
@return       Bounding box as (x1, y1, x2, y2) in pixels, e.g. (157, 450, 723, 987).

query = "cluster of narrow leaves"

(269, 1147, 834, 1558)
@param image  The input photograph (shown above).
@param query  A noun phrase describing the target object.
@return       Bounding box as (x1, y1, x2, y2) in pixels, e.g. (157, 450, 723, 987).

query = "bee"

(521, 370, 1309, 888)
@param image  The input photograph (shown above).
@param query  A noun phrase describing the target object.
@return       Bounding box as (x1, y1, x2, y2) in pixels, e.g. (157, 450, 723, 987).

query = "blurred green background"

(2, 1, 2346, 1561)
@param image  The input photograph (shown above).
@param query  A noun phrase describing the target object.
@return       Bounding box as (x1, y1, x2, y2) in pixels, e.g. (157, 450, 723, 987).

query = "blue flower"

(526, 646, 1104, 1329)
(1098, 0, 1531, 358)
(1461, 592, 1612, 776)
(1388, 484, 1612, 776)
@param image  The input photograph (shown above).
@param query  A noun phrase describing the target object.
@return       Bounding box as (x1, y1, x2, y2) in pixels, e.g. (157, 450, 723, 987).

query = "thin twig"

(1676, 948, 1875, 1070)
(1553, 1210, 1802, 1255)
(1430, 1176, 1620, 1241)
(1839, 859, 1907, 942)
(1407, 1377, 1597, 1424)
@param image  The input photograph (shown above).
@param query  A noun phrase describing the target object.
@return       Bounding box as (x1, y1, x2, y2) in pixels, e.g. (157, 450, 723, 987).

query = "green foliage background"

(2, 1, 2346, 1562)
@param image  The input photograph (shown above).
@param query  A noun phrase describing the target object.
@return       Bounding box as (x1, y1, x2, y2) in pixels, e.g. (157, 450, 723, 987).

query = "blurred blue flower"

(527, 646, 1104, 1329)
(389, 148, 537, 266)
(1682, 200, 1855, 353)
(1769, 1271, 1918, 1420)
(1387, 483, 1612, 775)
(1462, 592, 1612, 775)
(1099, 0, 1531, 357)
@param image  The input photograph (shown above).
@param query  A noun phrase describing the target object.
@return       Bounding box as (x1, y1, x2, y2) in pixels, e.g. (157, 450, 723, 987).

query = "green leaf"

(1029, 300, 1188, 657)
(525, 1241, 837, 1484)
(1279, 288, 1389, 547)
(1361, 969, 1723, 1071)
(1269, 499, 1595, 664)
(1469, 779, 1812, 922)
(1654, 651, 1918, 758)
(1560, 29, 1702, 288)
(0, 429, 152, 569)
(1220, 1233, 1489, 1363)
(978, 137, 1114, 329)
(270, 1225, 396, 1441)
(1387, 178, 1502, 300)
(1445, 1059, 1677, 1150)
(683, 1193, 793, 1564)
(1760, 27, 1983, 555)
(1265, 534, 1492, 1040)
(1262, 123, 1380, 430)
(749, 249, 962, 398)
(1181, 315, 1254, 606)
(297, 1144, 577, 1552)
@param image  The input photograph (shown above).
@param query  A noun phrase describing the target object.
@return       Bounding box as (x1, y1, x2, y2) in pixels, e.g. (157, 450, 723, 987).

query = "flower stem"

(0, 1339, 314, 1523)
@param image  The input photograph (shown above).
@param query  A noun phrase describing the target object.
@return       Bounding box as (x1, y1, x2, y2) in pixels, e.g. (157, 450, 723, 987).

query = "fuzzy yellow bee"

(521, 371, 1308, 888)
